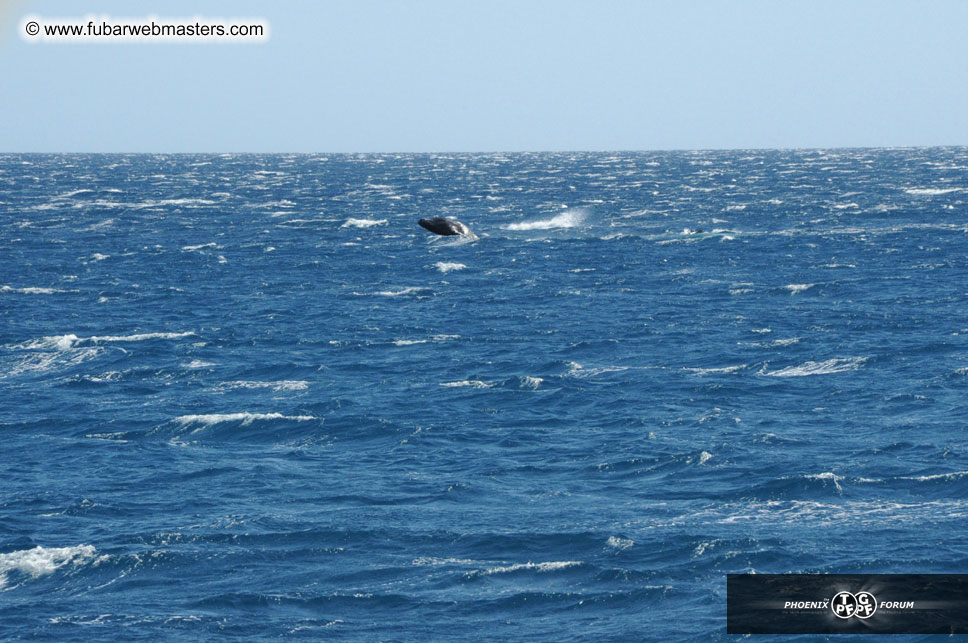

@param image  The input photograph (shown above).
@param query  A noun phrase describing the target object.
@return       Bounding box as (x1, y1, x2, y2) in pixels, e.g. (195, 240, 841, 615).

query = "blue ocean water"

(1, 149, 967, 640)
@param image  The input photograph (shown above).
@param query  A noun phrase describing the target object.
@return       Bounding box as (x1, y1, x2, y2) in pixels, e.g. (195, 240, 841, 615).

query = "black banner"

(727, 574, 968, 634)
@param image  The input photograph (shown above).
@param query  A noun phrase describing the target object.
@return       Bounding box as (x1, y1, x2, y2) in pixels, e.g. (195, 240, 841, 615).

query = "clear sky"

(3, 0, 967, 152)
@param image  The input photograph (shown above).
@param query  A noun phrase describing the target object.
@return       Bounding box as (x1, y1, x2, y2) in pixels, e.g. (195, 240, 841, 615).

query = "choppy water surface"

(2, 150, 967, 640)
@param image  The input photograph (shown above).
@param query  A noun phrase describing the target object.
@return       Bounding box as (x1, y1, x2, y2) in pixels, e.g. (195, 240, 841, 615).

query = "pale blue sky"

(3, 0, 966, 152)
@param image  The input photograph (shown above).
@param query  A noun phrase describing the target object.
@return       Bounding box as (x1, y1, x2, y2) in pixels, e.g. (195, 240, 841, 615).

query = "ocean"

(1, 149, 967, 640)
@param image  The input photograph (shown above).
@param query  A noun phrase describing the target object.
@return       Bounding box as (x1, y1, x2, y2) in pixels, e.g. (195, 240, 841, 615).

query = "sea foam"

(435, 262, 466, 273)
(174, 413, 316, 426)
(341, 218, 388, 228)
(763, 357, 867, 377)
(0, 545, 99, 589)
(505, 210, 586, 231)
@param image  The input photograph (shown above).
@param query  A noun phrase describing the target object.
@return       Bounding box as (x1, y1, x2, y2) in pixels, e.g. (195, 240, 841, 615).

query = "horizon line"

(2, 144, 967, 156)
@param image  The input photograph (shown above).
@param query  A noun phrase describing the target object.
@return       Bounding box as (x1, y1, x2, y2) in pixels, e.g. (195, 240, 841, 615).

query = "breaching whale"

(418, 217, 470, 236)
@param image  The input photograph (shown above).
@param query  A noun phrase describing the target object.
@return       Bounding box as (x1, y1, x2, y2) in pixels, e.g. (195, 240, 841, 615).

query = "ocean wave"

(55, 188, 95, 199)
(1, 285, 67, 294)
(275, 218, 328, 226)
(478, 561, 582, 575)
(150, 198, 217, 207)
(435, 262, 466, 273)
(519, 376, 543, 389)
(440, 380, 491, 388)
(13, 332, 194, 351)
(2, 345, 105, 378)
(393, 339, 428, 346)
(904, 187, 965, 196)
(184, 360, 216, 368)
(605, 536, 634, 550)
(566, 362, 643, 378)
(684, 365, 746, 376)
(340, 218, 388, 228)
(505, 210, 586, 231)
(412, 557, 478, 567)
(217, 381, 309, 392)
(0, 545, 99, 589)
(904, 471, 968, 482)
(173, 413, 316, 426)
(181, 242, 220, 252)
(744, 337, 800, 348)
(762, 357, 866, 377)
(88, 332, 195, 344)
(370, 287, 428, 297)
(803, 472, 844, 492)
(784, 283, 815, 294)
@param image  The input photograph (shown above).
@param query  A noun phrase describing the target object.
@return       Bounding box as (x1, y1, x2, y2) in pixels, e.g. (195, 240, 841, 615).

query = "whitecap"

(904, 471, 968, 482)
(785, 284, 815, 294)
(519, 376, 543, 389)
(153, 198, 216, 207)
(11, 332, 192, 351)
(762, 357, 866, 377)
(340, 218, 387, 228)
(1, 286, 63, 294)
(605, 536, 634, 550)
(181, 242, 219, 252)
(174, 413, 316, 427)
(434, 262, 466, 273)
(372, 287, 427, 297)
(412, 557, 478, 567)
(276, 218, 327, 225)
(804, 472, 844, 493)
(0, 545, 99, 589)
(566, 362, 633, 378)
(1, 345, 104, 378)
(80, 218, 116, 231)
(87, 332, 195, 343)
(480, 561, 582, 575)
(218, 381, 309, 392)
(694, 540, 723, 557)
(11, 334, 80, 351)
(505, 210, 586, 231)
(55, 189, 94, 199)
(440, 380, 491, 388)
(684, 365, 746, 375)
(904, 187, 964, 196)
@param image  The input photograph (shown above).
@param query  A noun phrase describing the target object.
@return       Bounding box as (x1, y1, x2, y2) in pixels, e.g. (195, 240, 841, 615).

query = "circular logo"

(831, 591, 857, 618)
(832, 591, 877, 619)
(854, 591, 877, 619)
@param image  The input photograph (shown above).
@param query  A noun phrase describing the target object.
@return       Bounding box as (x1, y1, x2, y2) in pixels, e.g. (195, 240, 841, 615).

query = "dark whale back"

(418, 217, 469, 236)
